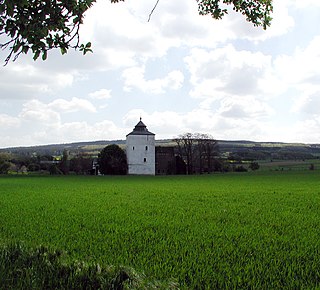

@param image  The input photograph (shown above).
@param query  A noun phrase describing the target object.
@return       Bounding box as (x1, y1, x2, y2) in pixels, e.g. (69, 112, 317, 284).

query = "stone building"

(126, 118, 155, 175)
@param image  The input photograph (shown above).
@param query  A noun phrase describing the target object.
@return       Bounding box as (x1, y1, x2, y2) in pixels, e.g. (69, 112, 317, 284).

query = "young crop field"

(1, 171, 320, 289)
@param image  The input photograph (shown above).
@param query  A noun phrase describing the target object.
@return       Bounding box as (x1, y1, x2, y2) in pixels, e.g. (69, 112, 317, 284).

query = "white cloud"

(274, 37, 320, 92)
(292, 118, 320, 143)
(48, 97, 96, 113)
(19, 100, 61, 123)
(0, 61, 76, 100)
(185, 45, 273, 101)
(0, 114, 20, 128)
(272, 36, 320, 119)
(122, 66, 184, 94)
(1, 0, 320, 147)
(32, 120, 125, 145)
(19, 97, 96, 124)
(292, 93, 320, 117)
(124, 108, 274, 142)
(89, 89, 112, 100)
(218, 96, 274, 119)
(291, 0, 320, 8)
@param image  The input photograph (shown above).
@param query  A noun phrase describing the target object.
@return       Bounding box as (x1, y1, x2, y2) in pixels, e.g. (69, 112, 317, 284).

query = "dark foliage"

(98, 144, 127, 175)
(197, 0, 273, 29)
(233, 165, 248, 172)
(249, 161, 260, 171)
(0, 244, 157, 289)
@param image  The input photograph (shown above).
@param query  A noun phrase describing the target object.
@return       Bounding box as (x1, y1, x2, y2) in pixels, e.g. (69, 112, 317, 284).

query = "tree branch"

(148, 0, 160, 22)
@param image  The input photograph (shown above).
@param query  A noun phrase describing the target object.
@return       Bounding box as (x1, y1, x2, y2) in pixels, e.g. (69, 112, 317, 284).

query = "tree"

(174, 133, 197, 175)
(174, 133, 219, 174)
(249, 161, 260, 171)
(194, 133, 219, 173)
(0, 0, 272, 64)
(98, 144, 127, 175)
(197, 0, 272, 29)
(69, 152, 93, 174)
(0, 152, 12, 174)
(59, 149, 70, 175)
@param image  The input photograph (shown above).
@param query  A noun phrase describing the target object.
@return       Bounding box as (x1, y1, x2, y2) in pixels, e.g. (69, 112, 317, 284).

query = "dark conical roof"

(126, 118, 155, 136)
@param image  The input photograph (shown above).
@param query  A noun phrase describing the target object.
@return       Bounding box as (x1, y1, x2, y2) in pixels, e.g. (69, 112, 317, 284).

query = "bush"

(0, 244, 179, 289)
(49, 165, 63, 175)
(249, 162, 260, 171)
(98, 145, 127, 175)
(0, 161, 11, 174)
(233, 165, 248, 172)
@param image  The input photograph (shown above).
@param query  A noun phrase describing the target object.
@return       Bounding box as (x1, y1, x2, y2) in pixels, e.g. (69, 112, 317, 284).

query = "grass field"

(1, 171, 320, 288)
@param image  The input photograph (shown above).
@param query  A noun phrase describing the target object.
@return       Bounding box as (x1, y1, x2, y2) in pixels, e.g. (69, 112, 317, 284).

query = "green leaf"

(42, 51, 47, 61)
(83, 48, 93, 55)
(13, 41, 22, 53)
(33, 50, 40, 61)
(60, 47, 67, 55)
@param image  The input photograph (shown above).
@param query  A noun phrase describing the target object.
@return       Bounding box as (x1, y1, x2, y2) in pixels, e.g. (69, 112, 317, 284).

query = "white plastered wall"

(126, 134, 155, 175)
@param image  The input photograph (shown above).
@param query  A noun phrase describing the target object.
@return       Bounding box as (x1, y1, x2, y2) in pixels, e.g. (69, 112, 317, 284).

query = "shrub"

(0, 244, 179, 289)
(249, 162, 260, 171)
(234, 165, 248, 172)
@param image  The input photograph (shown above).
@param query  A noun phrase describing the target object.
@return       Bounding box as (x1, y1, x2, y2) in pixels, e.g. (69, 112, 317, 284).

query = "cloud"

(48, 120, 123, 142)
(0, 61, 75, 100)
(123, 108, 274, 142)
(274, 36, 320, 88)
(89, 89, 112, 100)
(218, 97, 274, 119)
(19, 100, 61, 123)
(218, 1, 295, 42)
(0, 117, 127, 147)
(185, 45, 273, 100)
(291, 0, 320, 8)
(0, 114, 20, 128)
(292, 93, 320, 117)
(292, 118, 320, 143)
(271, 36, 320, 119)
(48, 97, 96, 113)
(19, 97, 96, 124)
(122, 66, 184, 94)
(1, 0, 320, 147)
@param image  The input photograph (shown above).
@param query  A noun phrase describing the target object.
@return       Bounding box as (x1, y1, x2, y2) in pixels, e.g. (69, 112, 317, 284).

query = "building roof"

(126, 118, 155, 136)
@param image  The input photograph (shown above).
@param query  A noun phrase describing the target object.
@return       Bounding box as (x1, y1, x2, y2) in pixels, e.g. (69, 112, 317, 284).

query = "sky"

(1, 0, 320, 148)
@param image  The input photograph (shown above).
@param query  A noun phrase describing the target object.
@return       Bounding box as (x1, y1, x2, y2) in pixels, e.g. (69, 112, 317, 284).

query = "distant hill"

(1, 139, 320, 160)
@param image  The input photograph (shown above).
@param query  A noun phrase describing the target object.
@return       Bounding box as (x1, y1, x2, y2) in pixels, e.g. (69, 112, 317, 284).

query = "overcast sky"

(1, 0, 320, 148)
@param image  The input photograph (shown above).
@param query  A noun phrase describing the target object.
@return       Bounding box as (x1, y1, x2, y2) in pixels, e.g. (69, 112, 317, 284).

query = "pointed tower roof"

(126, 118, 155, 136)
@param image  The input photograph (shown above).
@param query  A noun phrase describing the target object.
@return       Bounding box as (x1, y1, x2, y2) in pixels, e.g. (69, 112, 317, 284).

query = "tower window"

(133, 146, 135, 150)
(144, 158, 147, 163)
(145, 146, 148, 151)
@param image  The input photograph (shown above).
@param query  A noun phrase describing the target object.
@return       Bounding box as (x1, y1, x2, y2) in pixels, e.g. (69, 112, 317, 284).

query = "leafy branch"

(0, 0, 272, 65)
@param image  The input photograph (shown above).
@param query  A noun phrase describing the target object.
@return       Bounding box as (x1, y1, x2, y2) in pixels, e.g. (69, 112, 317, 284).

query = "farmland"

(1, 171, 320, 288)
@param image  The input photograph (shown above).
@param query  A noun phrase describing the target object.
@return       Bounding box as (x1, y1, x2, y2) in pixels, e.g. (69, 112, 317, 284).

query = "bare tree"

(195, 133, 219, 173)
(174, 133, 219, 174)
(174, 133, 196, 175)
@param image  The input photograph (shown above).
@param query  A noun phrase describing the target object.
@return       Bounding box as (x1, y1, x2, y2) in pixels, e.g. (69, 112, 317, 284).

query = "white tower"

(126, 118, 155, 175)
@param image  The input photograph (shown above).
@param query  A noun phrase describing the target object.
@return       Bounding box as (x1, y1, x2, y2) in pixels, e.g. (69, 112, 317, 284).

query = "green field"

(1, 171, 320, 288)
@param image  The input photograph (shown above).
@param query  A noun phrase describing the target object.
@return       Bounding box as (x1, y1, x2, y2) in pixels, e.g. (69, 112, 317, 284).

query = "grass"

(0, 243, 178, 289)
(258, 159, 320, 171)
(1, 171, 320, 288)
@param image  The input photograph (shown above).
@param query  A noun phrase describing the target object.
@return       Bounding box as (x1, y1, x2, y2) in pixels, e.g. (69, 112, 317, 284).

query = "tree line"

(0, 133, 218, 175)
(0, 133, 266, 175)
